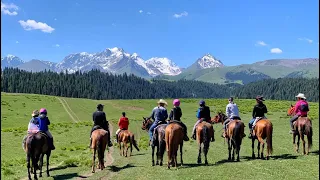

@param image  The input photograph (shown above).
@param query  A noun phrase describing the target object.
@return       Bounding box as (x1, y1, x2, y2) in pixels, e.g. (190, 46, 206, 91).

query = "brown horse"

(287, 105, 313, 155)
(196, 121, 214, 165)
(142, 117, 167, 166)
(212, 112, 244, 161)
(118, 130, 140, 157)
(251, 118, 273, 160)
(24, 132, 51, 180)
(91, 129, 110, 173)
(165, 122, 184, 169)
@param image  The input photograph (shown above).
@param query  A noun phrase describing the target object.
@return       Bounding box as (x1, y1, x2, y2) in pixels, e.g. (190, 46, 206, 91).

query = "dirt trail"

(56, 97, 78, 123)
(61, 98, 81, 122)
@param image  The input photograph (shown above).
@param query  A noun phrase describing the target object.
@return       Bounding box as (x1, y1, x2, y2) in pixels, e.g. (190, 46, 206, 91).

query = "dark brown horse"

(24, 132, 51, 180)
(287, 105, 313, 155)
(212, 112, 244, 161)
(91, 129, 109, 173)
(251, 118, 273, 160)
(165, 122, 184, 169)
(142, 117, 167, 166)
(118, 130, 140, 157)
(195, 121, 214, 165)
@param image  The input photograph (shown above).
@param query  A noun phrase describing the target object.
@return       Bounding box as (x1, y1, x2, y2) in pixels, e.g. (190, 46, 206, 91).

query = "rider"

(38, 108, 55, 150)
(191, 100, 215, 142)
(115, 112, 129, 143)
(289, 93, 309, 134)
(22, 110, 40, 150)
(89, 104, 113, 148)
(148, 99, 168, 146)
(222, 97, 245, 138)
(248, 96, 268, 139)
(168, 99, 189, 141)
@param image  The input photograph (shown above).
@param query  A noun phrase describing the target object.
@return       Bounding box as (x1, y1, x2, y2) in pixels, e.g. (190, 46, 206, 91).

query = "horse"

(165, 122, 184, 169)
(118, 130, 140, 157)
(195, 121, 214, 165)
(142, 117, 167, 166)
(91, 128, 110, 173)
(287, 105, 313, 155)
(212, 112, 244, 161)
(251, 118, 273, 160)
(24, 132, 51, 180)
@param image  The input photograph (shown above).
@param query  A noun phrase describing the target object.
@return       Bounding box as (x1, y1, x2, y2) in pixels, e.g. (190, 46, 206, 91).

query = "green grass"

(1, 92, 319, 180)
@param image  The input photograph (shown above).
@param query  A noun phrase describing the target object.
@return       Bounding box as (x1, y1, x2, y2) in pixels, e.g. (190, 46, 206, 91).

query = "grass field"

(1, 92, 319, 180)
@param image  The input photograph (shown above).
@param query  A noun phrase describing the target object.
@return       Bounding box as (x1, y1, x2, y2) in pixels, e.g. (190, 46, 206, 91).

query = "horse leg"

(167, 146, 171, 169)
(39, 154, 44, 177)
(130, 138, 133, 157)
(152, 145, 155, 166)
(119, 141, 122, 156)
(227, 139, 232, 161)
(232, 141, 235, 161)
(197, 143, 202, 164)
(125, 142, 128, 157)
(33, 156, 39, 180)
(300, 132, 306, 155)
(46, 151, 51, 177)
(251, 139, 255, 158)
(257, 141, 261, 159)
(27, 154, 32, 180)
(156, 144, 159, 165)
(296, 133, 300, 153)
(180, 143, 183, 166)
(92, 148, 96, 173)
(204, 143, 208, 165)
(261, 141, 265, 159)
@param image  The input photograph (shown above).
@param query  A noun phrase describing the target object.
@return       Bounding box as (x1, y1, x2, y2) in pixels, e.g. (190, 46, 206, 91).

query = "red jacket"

(118, 116, 129, 130)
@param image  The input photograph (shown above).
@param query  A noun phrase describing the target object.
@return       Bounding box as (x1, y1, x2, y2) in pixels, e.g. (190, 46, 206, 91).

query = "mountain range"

(1, 47, 319, 84)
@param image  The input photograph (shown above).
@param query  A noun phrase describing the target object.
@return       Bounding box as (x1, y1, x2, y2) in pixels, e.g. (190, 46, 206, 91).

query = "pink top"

(294, 100, 309, 116)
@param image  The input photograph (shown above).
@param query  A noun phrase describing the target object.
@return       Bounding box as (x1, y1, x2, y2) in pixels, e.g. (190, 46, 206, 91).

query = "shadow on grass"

(309, 150, 319, 155)
(271, 154, 298, 160)
(53, 173, 88, 180)
(107, 163, 137, 172)
(129, 153, 146, 156)
(180, 163, 216, 169)
(50, 165, 69, 171)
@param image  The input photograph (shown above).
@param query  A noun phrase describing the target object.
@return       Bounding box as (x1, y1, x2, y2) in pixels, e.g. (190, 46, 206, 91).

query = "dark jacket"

(93, 111, 108, 130)
(169, 107, 182, 121)
(252, 103, 268, 118)
(196, 106, 211, 121)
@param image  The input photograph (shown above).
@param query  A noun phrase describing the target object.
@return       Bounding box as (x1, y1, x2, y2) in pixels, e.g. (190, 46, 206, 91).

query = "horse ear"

(291, 104, 293, 107)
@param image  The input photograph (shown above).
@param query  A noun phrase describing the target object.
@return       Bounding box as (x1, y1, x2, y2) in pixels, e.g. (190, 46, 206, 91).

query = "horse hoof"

(160, 162, 163, 166)
(266, 156, 270, 160)
(205, 161, 208, 165)
(156, 161, 159, 165)
(92, 171, 95, 173)
(252, 155, 255, 159)
(237, 159, 240, 162)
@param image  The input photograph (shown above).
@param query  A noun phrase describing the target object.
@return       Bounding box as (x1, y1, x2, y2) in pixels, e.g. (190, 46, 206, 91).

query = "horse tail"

(202, 125, 210, 153)
(97, 138, 103, 162)
(266, 122, 273, 155)
(305, 120, 313, 149)
(233, 121, 243, 150)
(131, 134, 140, 151)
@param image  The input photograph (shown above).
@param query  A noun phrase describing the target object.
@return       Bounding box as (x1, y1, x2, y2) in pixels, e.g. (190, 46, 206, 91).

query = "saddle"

(293, 116, 309, 127)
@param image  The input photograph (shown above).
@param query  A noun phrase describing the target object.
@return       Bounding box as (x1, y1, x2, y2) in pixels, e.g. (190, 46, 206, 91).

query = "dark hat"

(228, 97, 234, 101)
(256, 95, 265, 101)
(199, 100, 205, 106)
(122, 112, 126, 116)
(97, 104, 104, 109)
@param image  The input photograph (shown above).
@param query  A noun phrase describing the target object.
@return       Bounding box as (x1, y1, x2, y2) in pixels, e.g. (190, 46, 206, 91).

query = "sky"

(1, 0, 319, 67)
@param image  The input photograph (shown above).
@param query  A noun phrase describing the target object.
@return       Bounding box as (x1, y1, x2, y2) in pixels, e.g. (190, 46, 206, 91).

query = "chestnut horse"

(212, 112, 244, 161)
(91, 129, 110, 173)
(287, 105, 312, 155)
(251, 118, 273, 160)
(165, 122, 184, 169)
(24, 132, 51, 180)
(118, 130, 140, 157)
(142, 117, 167, 166)
(195, 121, 214, 165)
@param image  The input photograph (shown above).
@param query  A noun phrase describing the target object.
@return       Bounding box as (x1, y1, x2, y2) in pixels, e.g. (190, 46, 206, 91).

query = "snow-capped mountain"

(146, 57, 182, 76)
(195, 54, 224, 69)
(1, 55, 24, 69)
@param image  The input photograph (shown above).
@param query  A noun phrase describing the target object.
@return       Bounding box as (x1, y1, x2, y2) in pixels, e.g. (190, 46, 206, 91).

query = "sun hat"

(157, 99, 168, 105)
(295, 93, 306, 100)
(31, 110, 39, 117)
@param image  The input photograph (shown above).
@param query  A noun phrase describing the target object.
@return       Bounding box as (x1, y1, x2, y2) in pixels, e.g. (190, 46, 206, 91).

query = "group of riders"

(23, 93, 309, 151)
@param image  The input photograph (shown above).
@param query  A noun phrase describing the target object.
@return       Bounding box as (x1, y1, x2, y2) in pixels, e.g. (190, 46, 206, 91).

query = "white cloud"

(298, 37, 313, 43)
(54, 44, 60, 47)
(173, 11, 188, 18)
(139, 10, 143, 13)
(256, 41, 267, 46)
(270, 48, 282, 54)
(18, 19, 55, 33)
(1, 2, 19, 16)
(15, 40, 19, 43)
(147, 12, 151, 15)
(54, 18, 57, 21)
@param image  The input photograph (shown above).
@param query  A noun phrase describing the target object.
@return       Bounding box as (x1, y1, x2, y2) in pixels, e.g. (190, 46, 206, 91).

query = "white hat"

(295, 93, 306, 99)
(157, 99, 168, 105)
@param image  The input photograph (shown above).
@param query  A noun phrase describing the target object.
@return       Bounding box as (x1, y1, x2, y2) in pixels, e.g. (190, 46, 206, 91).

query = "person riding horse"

(22, 110, 40, 150)
(168, 99, 189, 141)
(89, 104, 113, 148)
(222, 97, 245, 138)
(289, 93, 309, 134)
(38, 108, 55, 150)
(248, 96, 268, 139)
(116, 112, 129, 143)
(191, 100, 215, 142)
(148, 99, 168, 146)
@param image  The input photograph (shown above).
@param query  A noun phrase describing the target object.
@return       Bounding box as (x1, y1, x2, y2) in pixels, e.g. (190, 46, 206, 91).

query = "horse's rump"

(153, 124, 167, 146)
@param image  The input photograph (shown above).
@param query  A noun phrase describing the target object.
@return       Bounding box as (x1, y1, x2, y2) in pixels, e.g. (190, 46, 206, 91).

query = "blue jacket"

(39, 116, 50, 132)
(196, 106, 211, 121)
(149, 106, 168, 122)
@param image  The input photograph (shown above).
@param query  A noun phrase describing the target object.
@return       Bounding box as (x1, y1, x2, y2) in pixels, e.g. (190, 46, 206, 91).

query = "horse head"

(212, 112, 227, 124)
(287, 104, 295, 116)
(142, 117, 152, 130)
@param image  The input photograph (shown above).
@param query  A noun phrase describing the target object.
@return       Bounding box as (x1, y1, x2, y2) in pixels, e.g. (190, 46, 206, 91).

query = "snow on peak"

(146, 57, 182, 76)
(197, 54, 224, 69)
(7, 54, 16, 58)
(131, 53, 139, 58)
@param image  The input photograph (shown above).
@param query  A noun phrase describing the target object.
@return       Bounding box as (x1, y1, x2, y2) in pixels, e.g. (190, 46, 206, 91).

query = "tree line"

(1, 68, 318, 102)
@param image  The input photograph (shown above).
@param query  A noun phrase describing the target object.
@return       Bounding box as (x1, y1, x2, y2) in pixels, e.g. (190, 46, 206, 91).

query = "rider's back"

(93, 111, 107, 129)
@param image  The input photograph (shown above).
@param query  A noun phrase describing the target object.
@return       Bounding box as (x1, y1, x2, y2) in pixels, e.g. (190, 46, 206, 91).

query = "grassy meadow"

(1, 92, 319, 180)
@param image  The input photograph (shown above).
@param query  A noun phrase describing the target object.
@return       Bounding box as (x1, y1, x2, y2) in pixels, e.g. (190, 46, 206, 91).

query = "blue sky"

(1, 0, 319, 67)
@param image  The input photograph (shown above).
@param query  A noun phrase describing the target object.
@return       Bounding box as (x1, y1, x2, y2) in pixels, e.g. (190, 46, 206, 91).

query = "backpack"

(300, 101, 309, 112)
